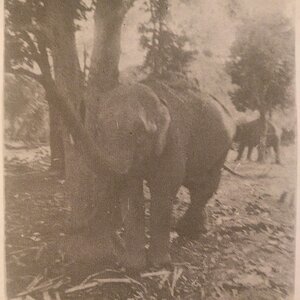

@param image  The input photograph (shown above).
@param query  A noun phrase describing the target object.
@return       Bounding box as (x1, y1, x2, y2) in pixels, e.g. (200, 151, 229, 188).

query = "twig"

(52, 278, 69, 289)
(80, 272, 101, 285)
(17, 275, 65, 297)
(25, 274, 44, 291)
(55, 292, 62, 300)
(80, 269, 124, 285)
(174, 262, 201, 270)
(43, 291, 52, 300)
(65, 278, 133, 294)
(10, 255, 26, 267)
(125, 275, 147, 293)
(170, 267, 183, 296)
(9, 246, 39, 255)
(158, 272, 170, 289)
(141, 270, 171, 278)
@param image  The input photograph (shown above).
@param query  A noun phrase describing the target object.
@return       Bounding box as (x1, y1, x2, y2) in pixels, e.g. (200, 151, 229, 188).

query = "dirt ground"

(5, 145, 297, 299)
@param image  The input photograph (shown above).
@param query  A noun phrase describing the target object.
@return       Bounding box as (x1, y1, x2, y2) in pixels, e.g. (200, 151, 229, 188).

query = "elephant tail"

(223, 163, 273, 179)
(208, 93, 234, 120)
(223, 164, 247, 178)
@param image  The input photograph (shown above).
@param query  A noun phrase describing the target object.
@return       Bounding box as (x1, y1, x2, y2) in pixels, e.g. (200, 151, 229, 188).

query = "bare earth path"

(5, 146, 296, 299)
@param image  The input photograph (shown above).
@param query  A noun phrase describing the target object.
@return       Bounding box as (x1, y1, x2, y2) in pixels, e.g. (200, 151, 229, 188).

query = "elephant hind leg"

(176, 165, 222, 239)
(247, 146, 254, 161)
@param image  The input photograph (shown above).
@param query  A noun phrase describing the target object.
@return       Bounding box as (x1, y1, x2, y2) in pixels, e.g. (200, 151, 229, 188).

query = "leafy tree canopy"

(226, 14, 294, 115)
(5, 0, 89, 73)
(139, 0, 197, 76)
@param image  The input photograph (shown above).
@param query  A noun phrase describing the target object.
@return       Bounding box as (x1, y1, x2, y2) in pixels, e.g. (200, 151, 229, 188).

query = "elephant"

(281, 127, 296, 146)
(234, 118, 281, 163)
(79, 79, 235, 271)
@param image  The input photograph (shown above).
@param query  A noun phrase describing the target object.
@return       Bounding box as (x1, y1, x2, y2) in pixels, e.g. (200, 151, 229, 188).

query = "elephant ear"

(138, 99, 171, 157)
(154, 100, 171, 156)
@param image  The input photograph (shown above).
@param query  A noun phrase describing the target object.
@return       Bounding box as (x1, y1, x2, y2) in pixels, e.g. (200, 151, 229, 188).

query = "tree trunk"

(45, 0, 101, 233)
(87, 0, 125, 95)
(44, 0, 128, 262)
(257, 112, 268, 163)
(13, 31, 67, 173)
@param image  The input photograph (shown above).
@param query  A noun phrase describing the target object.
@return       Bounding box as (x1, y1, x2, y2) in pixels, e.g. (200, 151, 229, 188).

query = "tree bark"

(257, 112, 267, 163)
(88, 0, 125, 95)
(35, 35, 66, 173)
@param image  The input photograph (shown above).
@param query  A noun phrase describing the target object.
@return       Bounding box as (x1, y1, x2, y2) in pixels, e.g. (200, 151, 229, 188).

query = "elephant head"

(95, 84, 171, 175)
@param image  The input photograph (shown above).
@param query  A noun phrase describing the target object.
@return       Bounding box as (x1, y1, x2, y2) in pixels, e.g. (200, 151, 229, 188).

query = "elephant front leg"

(122, 178, 146, 272)
(148, 190, 173, 268)
(148, 163, 184, 268)
(235, 143, 245, 161)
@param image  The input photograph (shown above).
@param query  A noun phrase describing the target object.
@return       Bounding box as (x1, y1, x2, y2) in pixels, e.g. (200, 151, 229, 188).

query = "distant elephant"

(281, 127, 296, 146)
(234, 118, 281, 163)
(78, 80, 235, 271)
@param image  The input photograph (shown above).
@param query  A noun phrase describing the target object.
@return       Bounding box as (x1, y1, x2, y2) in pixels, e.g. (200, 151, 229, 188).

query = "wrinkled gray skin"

(234, 118, 281, 163)
(88, 81, 235, 271)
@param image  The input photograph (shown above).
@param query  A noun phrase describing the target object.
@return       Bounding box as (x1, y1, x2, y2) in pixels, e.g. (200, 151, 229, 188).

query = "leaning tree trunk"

(31, 31, 66, 174)
(45, 0, 103, 239)
(48, 99, 65, 174)
(257, 112, 268, 163)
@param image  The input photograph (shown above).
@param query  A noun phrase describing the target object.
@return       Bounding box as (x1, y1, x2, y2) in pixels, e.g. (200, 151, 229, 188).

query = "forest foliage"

(4, 0, 295, 145)
(226, 15, 294, 117)
(139, 0, 197, 76)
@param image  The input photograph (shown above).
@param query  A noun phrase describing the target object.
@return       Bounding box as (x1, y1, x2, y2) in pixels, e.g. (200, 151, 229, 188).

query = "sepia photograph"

(3, 0, 297, 299)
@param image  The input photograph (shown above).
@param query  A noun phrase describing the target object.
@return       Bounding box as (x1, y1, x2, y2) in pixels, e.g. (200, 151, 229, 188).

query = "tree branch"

(8, 67, 44, 85)
(19, 31, 41, 64)
(35, 32, 53, 82)
(123, 0, 136, 14)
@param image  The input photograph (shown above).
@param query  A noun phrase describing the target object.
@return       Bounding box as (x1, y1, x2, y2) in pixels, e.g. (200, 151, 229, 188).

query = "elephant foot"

(60, 232, 116, 265)
(123, 250, 147, 273)
(176, 215, 208, 239)
(147, 251, 172, 269)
